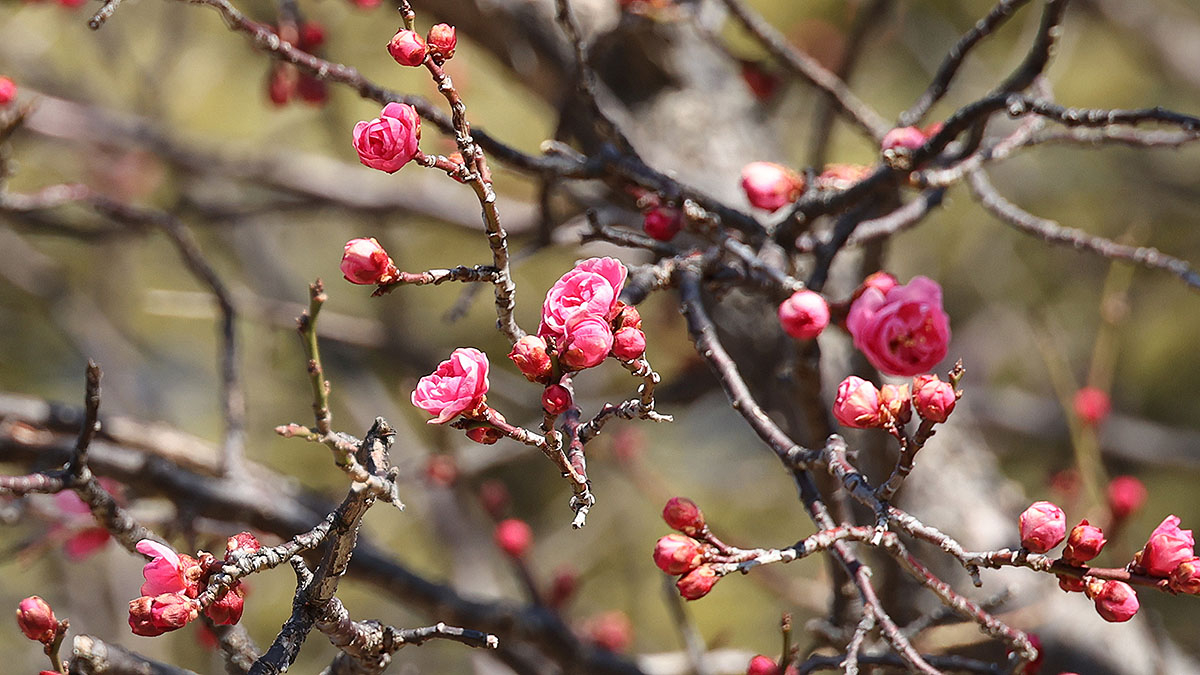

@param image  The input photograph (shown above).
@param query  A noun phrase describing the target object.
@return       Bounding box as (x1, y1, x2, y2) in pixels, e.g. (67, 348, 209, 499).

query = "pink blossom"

(538, 257, 627, 340)
(1018, 501, 1066, 553)
(559, 313, 614, 370)
(128, 593, 199, 637)
(387, 29, 427, 67)
(137, 539, 188, 597)
(1135, 515, 1195, 577)
(880, 126, 928, 152)
(747, 655, 782, 675)
(740, 161, 803, 212)
(643, 207, 682, 241)
(340, 237, 397, 285)
(676, 564, 720, 600)
(662, 497, 705, 536)
(509, 335, 553, 383)
(1073, 387, 1111, 426)
(833, 376, 884, 429)
(204, 585, 245, 626)
(542, 384, 573, 415)
(777, 290, 829, 340)
(653, 534, 704, 575)
(1169, 558, 1200, 595)
(0, 77, 16, 105)
(1106, 475, 1147, 521)
(427, 23, 457, 60)
(411, 348, 490, 424)
(16, 596, 57, 643)
(846, 276, 951, 377)
(912, 374, 957, 423)
(1086, 579, 1139, 622)
(861, 271, 897, 296)
(494, 518, 533, 558)
(612, 326, 646, 361)
(352, 102, 421, 173)
(1062, 519, 1106, 565)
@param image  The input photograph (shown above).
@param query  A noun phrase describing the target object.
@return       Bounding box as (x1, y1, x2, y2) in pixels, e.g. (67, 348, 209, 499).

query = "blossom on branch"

(340, 237, 398, 285)
(1107, 475, 1147, 521)
(352, 102, 421, 173)
(387, 29, 427, 67)
(1085, 579, 1139, 623)
(427, 23, 457, 60)
(740, 161, 804, 212)
(1134, 515, 1195, 577)
(411, 348, 490, 424)
(16, 596, 57, 643)
(538, 257, 627, 341)
(1018, 501, 1066, 553)
(912, 374, 956, 423)
(833, 376, 885, 429)
(777, 289, 829, 340)
(846, 275, 951, 377)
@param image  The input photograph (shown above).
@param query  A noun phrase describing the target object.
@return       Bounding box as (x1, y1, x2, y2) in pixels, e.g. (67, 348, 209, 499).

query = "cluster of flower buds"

(267, 22, 328, 106)
(652, 498, 724, 600)
(340, 237, 399, 286)
(388, 23, 456, 66)
(0, 76, 16, 106)
(352, 102, 422, 173)
(832, 372, 958, 430)
(846, 273, 951, 377)
(740, 161, 805, 213)
(127, 533, 259, 637)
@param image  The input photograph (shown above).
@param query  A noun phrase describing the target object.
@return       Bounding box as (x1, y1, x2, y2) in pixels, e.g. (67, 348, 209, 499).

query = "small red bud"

(582, 610, 632, 652)
(204, 585, 245, 626)
(426, 23, 457, 60)
(479, 480, 510, 519)
(1061, 520, 1106, 565)
(341, 237, 397, 285)
(387, 29, 427, 67)
(676, 564, 720, 600)
(1018, 501, 1066, 553)
(1073, 387, 1110, 426)
(0, 77, 17, 106)
(299, 21, 325, 49)
(1106, 475, 1147, 521)
(1085, 578, 1139, 622)
(542, 384, 573, 416)
(652, 534, 704, 575)
(494, 518, 533, 559)
(747, 654, 782, 675)
(662, 497, 705, 536)
(879, 383, 912, 425)
(611, 327, 646, 361)
(833, 376, 885, 429)
(778, 290, 829, 340)
(1056, 574, 1086, 593)
(912, 374, 956, 423)
(643, 207, 682, 241)
(16, 596, 57, 643)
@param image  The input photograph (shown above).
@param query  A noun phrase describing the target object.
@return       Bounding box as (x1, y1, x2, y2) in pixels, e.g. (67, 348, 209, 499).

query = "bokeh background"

(1, 0, 1199, 672)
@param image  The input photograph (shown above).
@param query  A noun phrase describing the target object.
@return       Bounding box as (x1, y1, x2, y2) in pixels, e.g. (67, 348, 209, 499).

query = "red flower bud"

(225, 532, 261, 559)
(861, 271, 897, 296)
(643, 207, 682, 241)
(662, 497, 705, 536)
(509, 335, 553, 383)
(1134, 515, 1195, 577)
(129, 593, 199, 637)
(613, 303, 642, 330)
(1106, 475, 1147, 521)
(479, 480, 510, 519)
(297, 75, 329, 105)
(653, 534, 704, 575)
(542, 384, 573, 416)
(1085, 579, 1139, 622)
(204, 584, 245, 626)
(299, 21, 325, 49)
(547, 566, 578, 609)
(833, 376, 885, 429)
(912, 374, 956, 423)
(747, 655, 782, 675)
(777, 290, 829, 340)
(494, 518, 533, 559)
(880, 126, 928, 152)
(611, 327, 646, 361)
(16, 596, 57, 643)
(879, 383, 912, 425)
(267, 64, 296, 106)
(1056, 574, 1085, 593)
(341, 237, 398, 285)
(1169, 557, 1200, 595)
(1061, 520, 1106, 565)
(387, 29, 427, 67)
(1018, 501, 1066, 553)
(1073, 387, 1110, 426)
(466, 425, 504, 445)
(815, 164, 870, 191)
(427, 23, 457, 60)
(740, 161, 804, 212)
(676, 564, 720, 600)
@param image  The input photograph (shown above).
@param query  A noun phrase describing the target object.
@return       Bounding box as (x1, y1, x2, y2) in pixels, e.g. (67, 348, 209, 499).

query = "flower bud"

(494, 518, 533, 559)
(1106, 475, 1147, 521)
(547, 566, 578, 609)
(879, 383, 911, 425)
(1168, 557, 1200, 595)
(225, 532, 261, 559)
(740, 161, 804, 212)
(613, 303, 642, 330)
(299, 21, 325, 49)
(1061, 520, 1106, 565)
(542, 384, 572, 416)
(508, 335, 553, 383)
(353, 102, 421, 173)
(560, 314, 613, 370)
(653, 534, 704, 575)
(267, 64, 296, 106)
(833, 376, 885, 429)
(466, 425, 504, 445)
(1073, 387, 1110, 426)
(1085, 578, 1139, 622)
(612, 327, 647, 361)
(387, 29, 427, 67)
(676, 564, 720, 600)
(426, 23, 457, 59)
(912, 374, 956, 423)
(1056, 574, 1085, 593)
(129, 593, 199, 636)
(424, 454, 458, 486)
(1018, 501, 1066, 553)
(862, 271, 898, 296)
(880, 126, 927, 152)
(341, 237, 398, 285)
(777, 290, 829, 340)
(643, 207, 682, 241)
(1134, 515, 1195, 577)
(747, 655, 781, 675)
(16, 596, 57, 643)
(662, 497, 705, 536)
(0, 76, 18, 106)
(739, 60, 779, 101)
(582, 610, 632, 652)
(204, 585, 245, 625)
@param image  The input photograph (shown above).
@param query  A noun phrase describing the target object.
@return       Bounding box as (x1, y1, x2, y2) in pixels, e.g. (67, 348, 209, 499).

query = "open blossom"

(777, 290, 829, 340)
(846, 276, 951, 377)
(833, 376, 884, 429)
(1085, 579, 1139, 622)
(411, 348, 490, 424)
(1018, 501, 1066, 553)
(137, 540, 193, 597)
(912, 374, 956, 423)
(653, 534, 704, 575)
(741, 161, 803, 212)
(1135, 515, 1195, 577)
(352, 102, 421, 173)
(341, 237, 398, 285)
(16, 596, 57, 643)
(538, 257, 627, 340)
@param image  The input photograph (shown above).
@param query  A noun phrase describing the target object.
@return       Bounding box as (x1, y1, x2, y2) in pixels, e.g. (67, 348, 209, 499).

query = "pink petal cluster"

(560, 314, 614, 370)
(137, 540, 197, 597)
(129, 535, 256, 637)
(352, 102, 421, 173)
(427, 23, 457, 60)
(1073, 387, 1111, 426)
(411, 347, 490, 424)
(777, 290, 829, 340)
(1135, 515, 1195, 577)
(341, 237, 398, 285)
(1018, 501, 1067, 553)
(833, 376, 884, 429)
(16, 596, 57, 643)
(740, 161, 804, 212)
(846, 276, 951, 377)
(879, 383, 912, 424)
(653, 534, 704, 575)
(129, 593, 199, 637)
(538, 257, 627, 341)
(387, 29, 427, 67)
(912, 374, 956, 423)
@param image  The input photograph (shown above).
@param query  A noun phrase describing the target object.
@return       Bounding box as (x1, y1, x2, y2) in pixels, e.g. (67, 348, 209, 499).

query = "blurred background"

(1, 0, 1199, 672)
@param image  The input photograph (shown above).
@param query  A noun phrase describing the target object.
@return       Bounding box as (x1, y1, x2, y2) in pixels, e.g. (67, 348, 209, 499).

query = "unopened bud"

(1073, 387, 1110, 426)
(542, 384, 572, 416)
(1018, 501, 1066, 553)
(643, 207, 682, 241)
(833, 376, 884, 429)
(1169, 558, 1200, 595)
(509, 335, 553, 383)
(204, 585, 245, 626)
(225, 532, 261, 559)
(741, 161, 804, 212)
(387, 29, 427, 67)
(777, 290, 829, 341)
(1061, 520, 1106, 565)
(747, 655, 781, 675)
(662, 497, 705, 536)
(676, 564, 720, 600)
(494, 518, 533, 559)
(879, 383, 911, 424)
(912, 374, 956, 423)
(426, 23, 457, 59)
(341, 237, 397, 285)
(1106, 475, 1147, 521)
(653, 534, 704, 575)
(612, 327, 646, 361)
(16, 596, 57, 643)
(1085, 578, 1139, 622)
